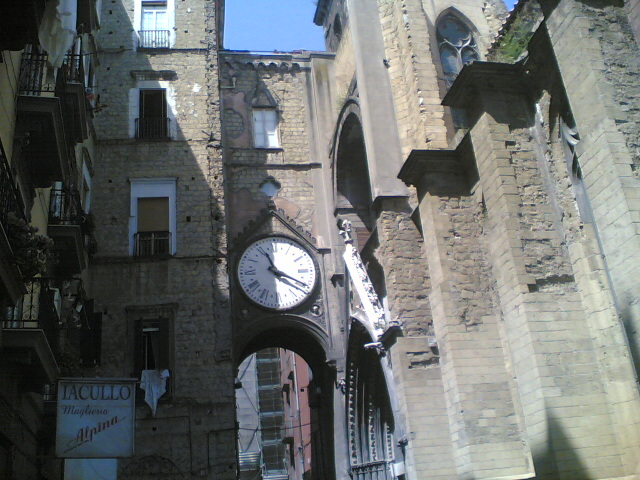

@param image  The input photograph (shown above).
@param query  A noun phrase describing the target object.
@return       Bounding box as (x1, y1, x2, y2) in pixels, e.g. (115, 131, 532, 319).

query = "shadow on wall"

(88, 0, 233, 478)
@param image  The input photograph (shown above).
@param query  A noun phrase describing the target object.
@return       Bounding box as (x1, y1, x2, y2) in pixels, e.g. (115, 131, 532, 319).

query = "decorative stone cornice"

(398, 149, 462, 187)
(130, 70, 178, 81)
(442, 61, 524, 109)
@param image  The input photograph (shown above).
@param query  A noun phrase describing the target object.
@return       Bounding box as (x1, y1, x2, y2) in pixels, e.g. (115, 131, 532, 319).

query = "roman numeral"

(248, 280, 259, 292)
(244, 269, 256, 275)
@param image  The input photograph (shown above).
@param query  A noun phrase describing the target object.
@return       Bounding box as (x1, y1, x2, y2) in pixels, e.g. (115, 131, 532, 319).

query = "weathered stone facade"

(67, 0, 640, 478)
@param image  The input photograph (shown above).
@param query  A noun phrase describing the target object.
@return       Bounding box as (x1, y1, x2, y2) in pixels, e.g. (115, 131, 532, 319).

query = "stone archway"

(235, 324, 339, 480)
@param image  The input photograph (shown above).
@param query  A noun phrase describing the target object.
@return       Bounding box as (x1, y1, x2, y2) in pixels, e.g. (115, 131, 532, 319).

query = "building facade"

(2, 0, 640, 478)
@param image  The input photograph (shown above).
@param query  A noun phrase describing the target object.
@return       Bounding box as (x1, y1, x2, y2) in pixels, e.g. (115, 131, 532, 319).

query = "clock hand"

(276, 269, 308, 288)
(259, 249, 276, 268)
(275, 275, 310, 293)
(267, 266, 308, 288)
(266, 266, 310, 291)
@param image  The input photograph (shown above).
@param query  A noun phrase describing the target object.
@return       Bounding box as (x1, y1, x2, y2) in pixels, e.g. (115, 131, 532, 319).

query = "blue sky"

(224, 0, 518, 52)
(224, 0, 325, 52)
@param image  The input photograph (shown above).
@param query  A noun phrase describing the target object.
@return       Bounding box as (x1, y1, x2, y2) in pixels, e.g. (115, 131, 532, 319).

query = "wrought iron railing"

(0, 143, 26, 229)
(2, 277, 61, 350)
(18, 46, 55, 95)
(134, 231, 171, 256)
(350, 460, 392, 480)
(62, 53, 85, 84)
(49, 188, 82, 225)
(135, 117, 170, 139)
(138, 30, 171, 48)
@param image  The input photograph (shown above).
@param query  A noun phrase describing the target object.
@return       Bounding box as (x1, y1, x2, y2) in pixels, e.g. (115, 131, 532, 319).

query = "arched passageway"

(235, 326, 338, 480)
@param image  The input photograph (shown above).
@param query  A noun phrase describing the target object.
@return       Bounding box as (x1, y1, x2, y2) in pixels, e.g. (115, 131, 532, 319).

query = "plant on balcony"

(6, 212, 57, 281)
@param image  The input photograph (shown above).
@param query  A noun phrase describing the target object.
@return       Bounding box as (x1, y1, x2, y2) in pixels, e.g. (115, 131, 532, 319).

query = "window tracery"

(437, 14, 479, 89)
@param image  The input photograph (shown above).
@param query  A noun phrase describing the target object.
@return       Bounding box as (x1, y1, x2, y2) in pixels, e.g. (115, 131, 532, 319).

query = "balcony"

(0, 143, 28, 304)
(15, 47, 70, 188)
(59, 53, 90, 142)
(135, 117, 171, 139)
(1, 278, 61, 388)
(138, 30, 171, 49)
(134, 231, 171, 257)
(48, 188, 87, 275)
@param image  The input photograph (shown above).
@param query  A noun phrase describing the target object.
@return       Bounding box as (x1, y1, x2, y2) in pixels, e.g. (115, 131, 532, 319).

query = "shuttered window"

(137, 197, 169, 232)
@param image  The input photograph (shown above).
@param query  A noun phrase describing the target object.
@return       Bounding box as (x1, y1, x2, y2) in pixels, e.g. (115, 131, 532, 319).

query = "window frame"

(436, 13, 479, 89)
(134, 0, 175, 48)
(129, 81, 176, 139)
(129, 178, 177, 256)
(252, 108, 280, 149)
(126, 304, 176, 402)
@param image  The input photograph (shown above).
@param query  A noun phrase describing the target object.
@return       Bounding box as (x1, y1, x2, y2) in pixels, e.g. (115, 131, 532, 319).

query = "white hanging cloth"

(39, 0, 77, 68)
(140, 369, 170, 416)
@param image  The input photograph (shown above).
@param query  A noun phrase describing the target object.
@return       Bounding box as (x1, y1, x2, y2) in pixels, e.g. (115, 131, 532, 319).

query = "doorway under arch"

(234, 326, 339, 480)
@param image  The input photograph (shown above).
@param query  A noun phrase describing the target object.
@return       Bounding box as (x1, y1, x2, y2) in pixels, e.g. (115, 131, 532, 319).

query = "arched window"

(437, 14, 479, 89)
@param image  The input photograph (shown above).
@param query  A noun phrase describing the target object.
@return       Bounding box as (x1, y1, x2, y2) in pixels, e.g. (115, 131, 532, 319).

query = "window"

(137, 0, 173, 48)
(129, 178, 176, 256)
(129, 80, 176, 139)
(135, 317, 171, 372)
(253, 109, 280, 148)
(137, 89, 169, 139)
(437, 14, 479, 89)
(127, 304, 176, 401)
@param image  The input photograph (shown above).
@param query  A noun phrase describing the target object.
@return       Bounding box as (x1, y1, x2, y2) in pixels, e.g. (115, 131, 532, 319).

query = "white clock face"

(237, 236, 318, 310)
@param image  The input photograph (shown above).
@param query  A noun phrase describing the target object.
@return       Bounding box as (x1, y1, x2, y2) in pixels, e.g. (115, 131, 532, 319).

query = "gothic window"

(251, 84, 280, 149)
(437, 14, 479, 89)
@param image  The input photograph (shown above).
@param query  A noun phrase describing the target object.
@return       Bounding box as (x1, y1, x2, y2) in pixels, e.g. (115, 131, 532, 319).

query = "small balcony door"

(141, 1, 169, 47)
(137, 89, 168, 139)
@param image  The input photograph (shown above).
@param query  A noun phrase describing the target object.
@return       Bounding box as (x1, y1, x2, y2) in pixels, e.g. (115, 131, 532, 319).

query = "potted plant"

(6, 212, 57, 281)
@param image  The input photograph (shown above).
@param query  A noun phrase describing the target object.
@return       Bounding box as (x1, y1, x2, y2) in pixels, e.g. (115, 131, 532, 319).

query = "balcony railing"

(3, 277, 61, 351)
(0, 143, 26, 229)
(61, 53, 85, 85)
(134, 231, 171, 257)
(49, 188, 82, 225)
(138, 30, 171, 48)
(19, 47, 56, 95)
(135, 117, 170, 139)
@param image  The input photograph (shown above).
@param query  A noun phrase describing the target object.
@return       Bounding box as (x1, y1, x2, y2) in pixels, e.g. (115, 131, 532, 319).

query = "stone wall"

(90, 0, 235, 477)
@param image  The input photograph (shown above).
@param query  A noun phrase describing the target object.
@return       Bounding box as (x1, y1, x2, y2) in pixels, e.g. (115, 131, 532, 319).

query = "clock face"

(237, 236, 318, 310)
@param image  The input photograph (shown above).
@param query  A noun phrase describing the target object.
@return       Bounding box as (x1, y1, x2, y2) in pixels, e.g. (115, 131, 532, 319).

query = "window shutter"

(253, 110, 266, 147)
(157, 317, 171, 370)
(137, 197, 169, 232)
(265, 110, 279, 148)
(134, 319, 144, 376)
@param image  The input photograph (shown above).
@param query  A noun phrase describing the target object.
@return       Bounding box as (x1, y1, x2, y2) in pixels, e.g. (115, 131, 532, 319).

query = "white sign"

(56, 378, 136, 458)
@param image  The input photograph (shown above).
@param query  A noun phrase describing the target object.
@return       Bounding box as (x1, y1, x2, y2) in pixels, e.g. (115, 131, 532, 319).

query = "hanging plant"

(6, 212, 58, 281)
